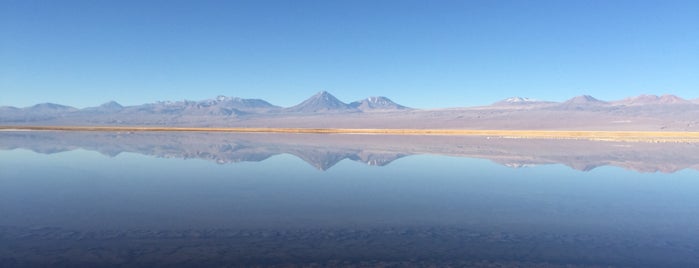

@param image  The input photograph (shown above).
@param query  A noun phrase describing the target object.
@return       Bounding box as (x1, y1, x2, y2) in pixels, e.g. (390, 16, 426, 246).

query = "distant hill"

(613, 94, 691, 106)
(349, 96, 410, 111)
(83, 101, 124, 113)
(25, 103, 78, 113)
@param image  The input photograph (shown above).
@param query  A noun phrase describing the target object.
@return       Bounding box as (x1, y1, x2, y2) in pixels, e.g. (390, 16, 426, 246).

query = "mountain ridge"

(613, 94, 691, 106)
(349, 96, 410, 111)
(2, 92, 699, 131)
(2, 92, 697, 111)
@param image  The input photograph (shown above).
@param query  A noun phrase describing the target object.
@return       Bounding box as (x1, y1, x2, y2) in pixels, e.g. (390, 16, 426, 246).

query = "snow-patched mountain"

(199, 96, 280, 113)
(613, 94, 691, 106)
(349, 96, 409, 111)
(121, 96, 280, 116)
(203, 96, 278, 110)
(4, 92, 699, 131)
(492, 96, 548, 106)
(285, 91, 355, 113)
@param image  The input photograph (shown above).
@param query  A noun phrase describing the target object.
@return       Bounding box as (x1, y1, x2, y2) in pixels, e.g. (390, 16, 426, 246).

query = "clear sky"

(1, 0, 697, 108)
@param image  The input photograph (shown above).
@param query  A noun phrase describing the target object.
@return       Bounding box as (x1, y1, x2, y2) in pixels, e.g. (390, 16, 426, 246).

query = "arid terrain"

(2, 92, 699, 131)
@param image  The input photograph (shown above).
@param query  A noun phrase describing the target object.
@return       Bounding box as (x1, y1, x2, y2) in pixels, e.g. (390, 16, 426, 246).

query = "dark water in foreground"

(1, 131, 699, 267)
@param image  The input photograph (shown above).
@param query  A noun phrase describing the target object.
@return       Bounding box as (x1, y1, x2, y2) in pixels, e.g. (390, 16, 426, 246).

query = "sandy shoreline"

(2, 125, 699, 142)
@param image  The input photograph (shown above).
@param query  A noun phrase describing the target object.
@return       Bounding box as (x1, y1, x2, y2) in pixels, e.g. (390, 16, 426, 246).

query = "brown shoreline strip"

(2, 125, 699, 142)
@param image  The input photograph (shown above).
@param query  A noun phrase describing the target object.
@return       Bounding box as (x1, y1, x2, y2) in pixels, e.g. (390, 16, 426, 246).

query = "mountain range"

(0, 91, 408, 119)
(1, 91, 699, 131)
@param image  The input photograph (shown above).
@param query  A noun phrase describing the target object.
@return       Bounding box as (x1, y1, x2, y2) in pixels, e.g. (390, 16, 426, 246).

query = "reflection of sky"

(1, 149, 699, 239)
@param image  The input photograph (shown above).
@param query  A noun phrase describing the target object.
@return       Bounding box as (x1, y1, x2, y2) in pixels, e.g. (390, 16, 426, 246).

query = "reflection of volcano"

(288, 149, 356, 170)
(2, 131, 699, 173)
(284, 149, 407, 170)
(350, 152, 409, 167)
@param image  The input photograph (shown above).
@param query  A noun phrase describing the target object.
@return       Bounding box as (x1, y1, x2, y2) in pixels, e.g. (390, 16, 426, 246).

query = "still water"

(1, 131, 699, 267)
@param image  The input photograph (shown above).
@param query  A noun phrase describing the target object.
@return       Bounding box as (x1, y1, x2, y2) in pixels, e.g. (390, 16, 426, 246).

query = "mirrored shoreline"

(2, 130, 699, 173)
(3, 131, 699, 267)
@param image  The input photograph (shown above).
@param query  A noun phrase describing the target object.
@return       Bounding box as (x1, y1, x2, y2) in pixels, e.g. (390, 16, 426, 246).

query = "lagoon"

(1, 131, 699, 267)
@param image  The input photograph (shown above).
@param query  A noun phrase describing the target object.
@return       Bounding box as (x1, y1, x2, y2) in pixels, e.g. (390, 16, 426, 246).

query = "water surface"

(1, 131, 699, 267)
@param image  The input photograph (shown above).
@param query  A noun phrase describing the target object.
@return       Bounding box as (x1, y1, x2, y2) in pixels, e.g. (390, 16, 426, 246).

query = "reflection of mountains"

(2, 131, 698, 173)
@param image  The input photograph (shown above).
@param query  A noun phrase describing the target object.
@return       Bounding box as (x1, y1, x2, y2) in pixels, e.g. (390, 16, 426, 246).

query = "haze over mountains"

(1, 91, 699, 131)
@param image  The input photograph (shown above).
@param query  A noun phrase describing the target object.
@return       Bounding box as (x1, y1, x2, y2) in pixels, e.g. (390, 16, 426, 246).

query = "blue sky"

(1, 0, 697, 108)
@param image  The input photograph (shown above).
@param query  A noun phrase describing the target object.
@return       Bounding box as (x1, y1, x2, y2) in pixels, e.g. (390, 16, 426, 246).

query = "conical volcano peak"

(285, 91, 353, 113)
